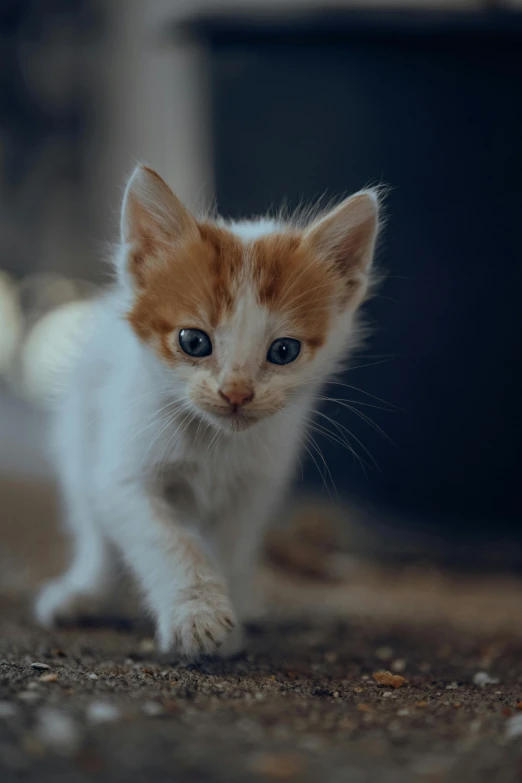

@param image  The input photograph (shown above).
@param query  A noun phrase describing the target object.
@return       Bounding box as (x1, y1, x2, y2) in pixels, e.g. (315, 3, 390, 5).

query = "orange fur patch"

(252, 233, 334, 349)
(127, 223, 337, 357)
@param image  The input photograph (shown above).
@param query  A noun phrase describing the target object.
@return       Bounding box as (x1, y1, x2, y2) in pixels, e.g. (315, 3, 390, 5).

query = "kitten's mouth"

(199, 405, 273, 432)
(213, 409, 262, 431)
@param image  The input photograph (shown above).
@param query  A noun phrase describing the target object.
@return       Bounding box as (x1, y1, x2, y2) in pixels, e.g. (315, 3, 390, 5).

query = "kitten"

(34, 164, 381, 660)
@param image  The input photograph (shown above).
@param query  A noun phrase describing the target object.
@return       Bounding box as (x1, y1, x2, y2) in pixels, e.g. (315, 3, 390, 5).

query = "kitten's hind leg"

(35, 515, 112, 627)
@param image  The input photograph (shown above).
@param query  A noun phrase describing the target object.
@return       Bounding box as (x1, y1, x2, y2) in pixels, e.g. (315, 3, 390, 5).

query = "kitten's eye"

(267, 338, 301, 366)
(179, 328, 212, 358)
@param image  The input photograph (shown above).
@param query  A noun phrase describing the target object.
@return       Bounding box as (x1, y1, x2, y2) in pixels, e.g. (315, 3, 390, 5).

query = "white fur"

(35, 171, 379, 661)
(227, 218, 281, 241)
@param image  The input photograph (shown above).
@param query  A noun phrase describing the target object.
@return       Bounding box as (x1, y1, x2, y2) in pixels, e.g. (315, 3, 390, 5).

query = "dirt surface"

(2, 592, 522, 783)
(1, 394, 522, 783)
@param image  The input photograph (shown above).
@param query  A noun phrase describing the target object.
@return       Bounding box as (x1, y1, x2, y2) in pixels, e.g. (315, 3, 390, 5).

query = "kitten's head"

(118, 165, 380, 433)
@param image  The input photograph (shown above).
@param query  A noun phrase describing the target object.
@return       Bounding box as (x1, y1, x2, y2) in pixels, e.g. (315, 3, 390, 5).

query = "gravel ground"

(2, 450, 522, 783)
(2, 592, 522, 783)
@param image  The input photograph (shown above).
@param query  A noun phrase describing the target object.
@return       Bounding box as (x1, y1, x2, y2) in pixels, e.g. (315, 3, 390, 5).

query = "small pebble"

(446, 682, 459, 690)
(30, 662, 50, 671)
(373, 671, 408, 689)
(38, 673, 58, 683)
(473, 671, 500, 687)
(86, 701, 121, 724)
(142, 701, 164, 717)
(87, 673, 98, 681)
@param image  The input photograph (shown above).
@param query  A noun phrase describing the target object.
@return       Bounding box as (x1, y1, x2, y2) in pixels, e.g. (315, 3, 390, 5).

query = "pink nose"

(219, 387, 254, 408)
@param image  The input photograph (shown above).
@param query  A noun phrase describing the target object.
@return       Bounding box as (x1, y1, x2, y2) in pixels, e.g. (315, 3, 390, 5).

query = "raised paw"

(157, 586, 237, 660)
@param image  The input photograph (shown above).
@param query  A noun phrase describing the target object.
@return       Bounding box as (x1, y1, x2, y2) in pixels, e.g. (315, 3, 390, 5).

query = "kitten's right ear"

(119, 164, 199, 287)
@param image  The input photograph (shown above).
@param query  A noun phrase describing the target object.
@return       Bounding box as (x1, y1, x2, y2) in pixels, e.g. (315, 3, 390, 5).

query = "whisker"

(306, 417, 370, 474)
(120, 396, 188, 449)
(86, 384, 179, 426)
(324, 380, 400, 410)
(295, 431, 332, 499)
(308, 420, 370, 480)
(316, 396, 392, 442)
(155, 405, 196, 471)
(312, 408, 379, 471)
(204, 426, 222, 467)
(140, 401, 193, 468)
(304, 430, 338, 501)
(344, 358, 395, 373)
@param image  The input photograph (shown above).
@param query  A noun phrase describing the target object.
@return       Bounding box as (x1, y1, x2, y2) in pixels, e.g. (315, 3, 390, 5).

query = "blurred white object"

(86, 701, 121, 725)
(21, 299, 96, 407)
(0, 271, 23, 376)
(2, 272, 98, 408)
(36, 707, 81, 755)
(21, 299, 96, 408)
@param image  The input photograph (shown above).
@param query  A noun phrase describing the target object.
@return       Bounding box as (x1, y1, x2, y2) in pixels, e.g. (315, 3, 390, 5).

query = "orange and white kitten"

(35, 165, 380, 660)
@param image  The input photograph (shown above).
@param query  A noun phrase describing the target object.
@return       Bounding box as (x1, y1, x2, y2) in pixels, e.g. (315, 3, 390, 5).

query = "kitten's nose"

(219, 386, 254, 409)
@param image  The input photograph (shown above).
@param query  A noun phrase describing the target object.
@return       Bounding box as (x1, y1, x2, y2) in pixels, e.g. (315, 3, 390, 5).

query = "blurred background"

(1, 0, 522, 595)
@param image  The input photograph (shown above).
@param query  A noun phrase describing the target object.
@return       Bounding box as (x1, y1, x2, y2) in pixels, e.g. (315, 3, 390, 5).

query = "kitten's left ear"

(119, 164, 199, 289)
(121, 164, 198, 248)
(303, 190, 380, 302)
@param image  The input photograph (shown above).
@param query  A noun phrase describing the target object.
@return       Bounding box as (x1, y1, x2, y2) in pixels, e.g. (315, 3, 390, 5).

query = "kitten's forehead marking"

(127, 222, 332, 354)
(216, 282, 267, 372)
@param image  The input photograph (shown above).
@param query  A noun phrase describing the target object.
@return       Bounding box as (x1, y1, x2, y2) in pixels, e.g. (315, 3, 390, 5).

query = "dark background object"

(185, 10, 522, 555)
(0, 0, 101, 278)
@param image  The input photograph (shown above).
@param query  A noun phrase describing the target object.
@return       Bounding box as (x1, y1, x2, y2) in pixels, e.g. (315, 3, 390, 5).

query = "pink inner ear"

(121, 165, 199, 250)
(305, 192, 379, 277)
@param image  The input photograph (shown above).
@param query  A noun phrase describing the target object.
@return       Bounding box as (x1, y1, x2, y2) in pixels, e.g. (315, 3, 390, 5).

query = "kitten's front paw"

(158, 587, 236, 660)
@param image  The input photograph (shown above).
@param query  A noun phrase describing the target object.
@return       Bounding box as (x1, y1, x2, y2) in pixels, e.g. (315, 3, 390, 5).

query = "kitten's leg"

(100, 481, 236, 660)
(35, 387, 114, 626)
(34, 504, 112, 627)
(213, 489, 280, 658)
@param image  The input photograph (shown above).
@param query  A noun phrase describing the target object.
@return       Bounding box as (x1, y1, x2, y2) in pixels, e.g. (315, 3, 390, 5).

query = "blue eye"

(179, 329, 212, 358)
(267, 338, 301, 366)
